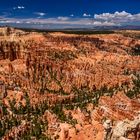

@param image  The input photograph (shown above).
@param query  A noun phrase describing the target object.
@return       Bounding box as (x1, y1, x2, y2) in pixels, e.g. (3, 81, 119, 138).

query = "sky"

(0, 0, 140, 29)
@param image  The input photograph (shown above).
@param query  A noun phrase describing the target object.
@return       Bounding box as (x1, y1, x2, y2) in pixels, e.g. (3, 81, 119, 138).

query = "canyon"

(0, 27, 140, 140)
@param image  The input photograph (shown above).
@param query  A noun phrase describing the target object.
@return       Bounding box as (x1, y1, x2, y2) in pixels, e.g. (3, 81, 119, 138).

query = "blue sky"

(0, 0, 140, 28)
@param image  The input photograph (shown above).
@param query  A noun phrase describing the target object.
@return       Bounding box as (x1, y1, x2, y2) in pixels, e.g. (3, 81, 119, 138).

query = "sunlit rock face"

(0, 28, 140, 140)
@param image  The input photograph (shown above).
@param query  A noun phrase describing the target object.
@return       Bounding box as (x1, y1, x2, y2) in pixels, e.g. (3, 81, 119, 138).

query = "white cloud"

(93, 21, 116, 26)
(16, 21, 21, 24)
(57, 16, 69, 21)
(70, 14, 74, 17)
(13, 6, 25, 10)
(83, 13, 91, 17)
(0, 17, 111, 27)
(34, 12, 46, 16)
(94, 11, 140, 25)
(0, 11, 140, 28)
(26, 21, 31, 24)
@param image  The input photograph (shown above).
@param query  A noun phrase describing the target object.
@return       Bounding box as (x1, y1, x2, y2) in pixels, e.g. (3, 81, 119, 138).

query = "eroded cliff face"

(0, 41, 26, 61)
(0, 28, 140, 140)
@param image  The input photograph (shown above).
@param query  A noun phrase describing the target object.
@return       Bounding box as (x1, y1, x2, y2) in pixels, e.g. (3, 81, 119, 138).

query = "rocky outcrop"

(0, 41, 28, 61)
(111, 114, 140, 140)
